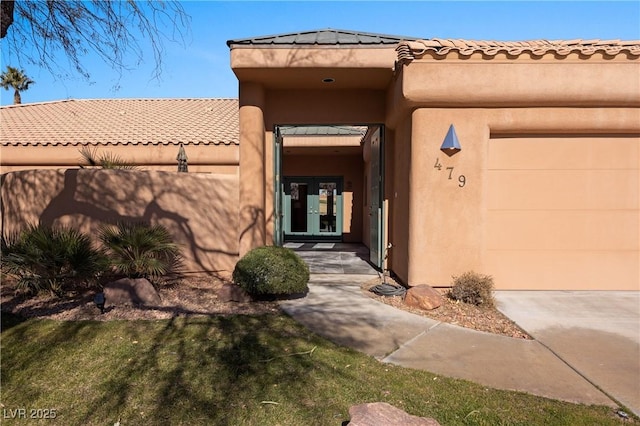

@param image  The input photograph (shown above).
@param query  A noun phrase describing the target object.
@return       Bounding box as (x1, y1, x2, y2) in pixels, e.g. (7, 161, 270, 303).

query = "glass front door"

(284, 177, 342, 239)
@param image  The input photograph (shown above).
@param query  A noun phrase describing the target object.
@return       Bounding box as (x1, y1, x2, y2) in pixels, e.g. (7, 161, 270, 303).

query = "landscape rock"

(217, 283, 252, 303)
(404, 285, 444, 311)
(103, 278, 161, 307)
(348, 402, 441, 426)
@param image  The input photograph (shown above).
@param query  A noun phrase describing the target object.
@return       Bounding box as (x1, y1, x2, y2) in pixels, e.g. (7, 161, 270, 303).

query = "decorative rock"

(404, 285, 444, 311)
(103, 277, 161, 307)
(217, 283, 252, 303)
(348, 402, 441, 426)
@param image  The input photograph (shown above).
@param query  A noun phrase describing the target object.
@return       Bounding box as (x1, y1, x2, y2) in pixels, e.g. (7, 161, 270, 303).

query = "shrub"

(233, 246, 309, 297)
(449, 271, 495, 307)
(1, 223, 108, 295)
(99, 222, 182, 279)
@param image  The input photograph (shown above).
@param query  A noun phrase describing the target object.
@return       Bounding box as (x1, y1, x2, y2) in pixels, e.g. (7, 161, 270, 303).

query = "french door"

(283, 177, 342, 239)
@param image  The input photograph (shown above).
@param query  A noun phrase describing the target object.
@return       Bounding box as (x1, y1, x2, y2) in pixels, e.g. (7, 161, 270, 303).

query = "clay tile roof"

(396, 38, 640, 62)
(0, 98, 239, 147)
(227, 28, 418, 47)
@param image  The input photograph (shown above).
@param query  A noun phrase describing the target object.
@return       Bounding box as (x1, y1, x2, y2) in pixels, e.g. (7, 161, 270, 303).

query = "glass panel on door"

(289, 182, 309, 233)
(283, 177, 342, 240)
(318, 182, 337, 233)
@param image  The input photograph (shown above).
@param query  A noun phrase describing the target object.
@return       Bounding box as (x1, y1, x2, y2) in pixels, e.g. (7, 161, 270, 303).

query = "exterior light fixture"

(94, 292, 106, 314)
(440, 124, 461, 156)
(177, 143, 188, 172)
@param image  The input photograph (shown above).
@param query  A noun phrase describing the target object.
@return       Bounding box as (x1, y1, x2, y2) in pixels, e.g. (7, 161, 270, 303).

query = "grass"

(0, 311, 634, 426)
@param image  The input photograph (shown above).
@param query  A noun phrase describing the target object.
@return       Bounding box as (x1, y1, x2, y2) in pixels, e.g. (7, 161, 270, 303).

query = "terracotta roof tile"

(397, 39, 640, 62)
(0, 98, 239, 147)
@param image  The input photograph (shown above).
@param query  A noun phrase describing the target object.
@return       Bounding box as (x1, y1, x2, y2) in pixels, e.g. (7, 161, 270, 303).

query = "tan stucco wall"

(383, 51, 640, 290)
(283, 153, 363, 242)
(0, 144, 239, 175)
(405, 108, 639, 290)
(230, 46, 397, 70)
(1, 169, 239, 275)
(265, 89, 387, 125)
(399, 56, 639, 108)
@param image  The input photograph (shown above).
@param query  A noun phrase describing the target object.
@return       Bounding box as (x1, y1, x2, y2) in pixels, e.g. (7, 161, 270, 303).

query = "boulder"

(103, 277, 161, 307)
(404, 285, 444, 310)
(348, 402, 441, 426)
(217, 283, 252, 303)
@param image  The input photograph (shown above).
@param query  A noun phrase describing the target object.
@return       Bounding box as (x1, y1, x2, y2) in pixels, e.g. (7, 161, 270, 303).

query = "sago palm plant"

(1, 224, 108, 295)
(99, 222, 182, 279)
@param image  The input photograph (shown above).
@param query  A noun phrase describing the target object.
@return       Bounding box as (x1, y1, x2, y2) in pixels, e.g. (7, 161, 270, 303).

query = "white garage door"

(486, 135, 639, 290)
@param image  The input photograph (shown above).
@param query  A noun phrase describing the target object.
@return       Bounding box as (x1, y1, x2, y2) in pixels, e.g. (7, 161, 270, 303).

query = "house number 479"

(434, 158, 466, 187)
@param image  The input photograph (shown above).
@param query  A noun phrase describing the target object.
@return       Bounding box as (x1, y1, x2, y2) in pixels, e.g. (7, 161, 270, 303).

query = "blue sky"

(1, 1, 639, 105)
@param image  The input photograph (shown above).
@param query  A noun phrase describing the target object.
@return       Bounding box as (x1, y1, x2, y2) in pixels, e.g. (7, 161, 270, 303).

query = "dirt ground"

(0, 275, 279, 321)
(1, 274, 530, 339)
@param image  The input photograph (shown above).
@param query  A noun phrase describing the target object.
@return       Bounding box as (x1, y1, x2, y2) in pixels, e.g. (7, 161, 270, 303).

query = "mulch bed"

(362, 277, 532, 340)
(0, 275, 279, 321)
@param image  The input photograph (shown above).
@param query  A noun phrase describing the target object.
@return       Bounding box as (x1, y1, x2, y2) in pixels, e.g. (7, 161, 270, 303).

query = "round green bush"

(232, 246, 309, 296)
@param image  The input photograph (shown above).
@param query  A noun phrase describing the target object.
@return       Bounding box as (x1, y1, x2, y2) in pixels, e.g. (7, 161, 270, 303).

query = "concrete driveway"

(495, 291, 640, 417)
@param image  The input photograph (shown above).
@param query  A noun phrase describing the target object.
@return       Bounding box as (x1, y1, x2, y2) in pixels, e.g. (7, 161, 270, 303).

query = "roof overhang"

(229, 46, 398, 90)
(227, 29, 417, 90)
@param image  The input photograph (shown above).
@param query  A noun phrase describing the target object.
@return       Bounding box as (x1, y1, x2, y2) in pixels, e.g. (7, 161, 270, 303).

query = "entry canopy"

(279, 125, 367, 137)
(280, 125, 366, 155)
(227, 29, 419, 90)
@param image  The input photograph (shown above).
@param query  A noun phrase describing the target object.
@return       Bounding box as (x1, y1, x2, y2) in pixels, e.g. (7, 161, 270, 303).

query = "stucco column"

(407, 108, 486, 285)
(238, 82, 266, 256)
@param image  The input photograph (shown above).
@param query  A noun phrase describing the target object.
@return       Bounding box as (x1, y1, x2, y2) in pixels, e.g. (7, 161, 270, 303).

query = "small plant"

(1, 223, 108, 295)
(233, 246, 309, 297)
(79, 146, 138, 170)
(449, 271, 495, 307)
(99, 222, 182, 279)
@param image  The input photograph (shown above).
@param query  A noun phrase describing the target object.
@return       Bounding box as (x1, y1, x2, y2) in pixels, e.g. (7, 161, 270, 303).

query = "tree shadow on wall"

(6, 168, 240, 275)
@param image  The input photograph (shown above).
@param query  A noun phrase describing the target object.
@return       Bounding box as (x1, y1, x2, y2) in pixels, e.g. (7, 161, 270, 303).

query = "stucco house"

(1, 29, 639, 290)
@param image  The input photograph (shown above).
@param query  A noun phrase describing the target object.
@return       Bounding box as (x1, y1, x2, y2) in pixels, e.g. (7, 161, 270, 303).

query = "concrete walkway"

(495, 291, 640, 416)
(279, 243, 637, 414)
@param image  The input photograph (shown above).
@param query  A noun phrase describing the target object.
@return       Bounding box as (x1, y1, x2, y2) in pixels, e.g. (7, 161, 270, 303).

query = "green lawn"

(0, 311, 634, 425)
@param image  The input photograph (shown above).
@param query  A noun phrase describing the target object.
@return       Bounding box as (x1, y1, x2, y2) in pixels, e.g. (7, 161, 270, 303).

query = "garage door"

(486, 135, 639, 290)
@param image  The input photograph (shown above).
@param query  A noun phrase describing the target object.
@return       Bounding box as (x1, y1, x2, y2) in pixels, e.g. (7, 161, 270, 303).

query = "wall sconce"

(177, 143, 188, 172)
(440, 124, 461, 156)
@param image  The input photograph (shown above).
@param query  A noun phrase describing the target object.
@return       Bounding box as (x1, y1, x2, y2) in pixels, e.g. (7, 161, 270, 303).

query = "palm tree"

(0, 66, 35, 104)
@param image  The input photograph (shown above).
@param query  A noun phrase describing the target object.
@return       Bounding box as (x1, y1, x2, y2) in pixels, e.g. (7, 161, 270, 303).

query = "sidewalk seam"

(533, 336, 625, 411)
(383, 322, 443, 361)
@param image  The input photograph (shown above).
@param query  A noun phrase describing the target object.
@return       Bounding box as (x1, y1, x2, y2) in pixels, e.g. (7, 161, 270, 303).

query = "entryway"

(283, 177, 342, 240)
(274, 124, 386, 269)
(284, 242, 378, 275)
